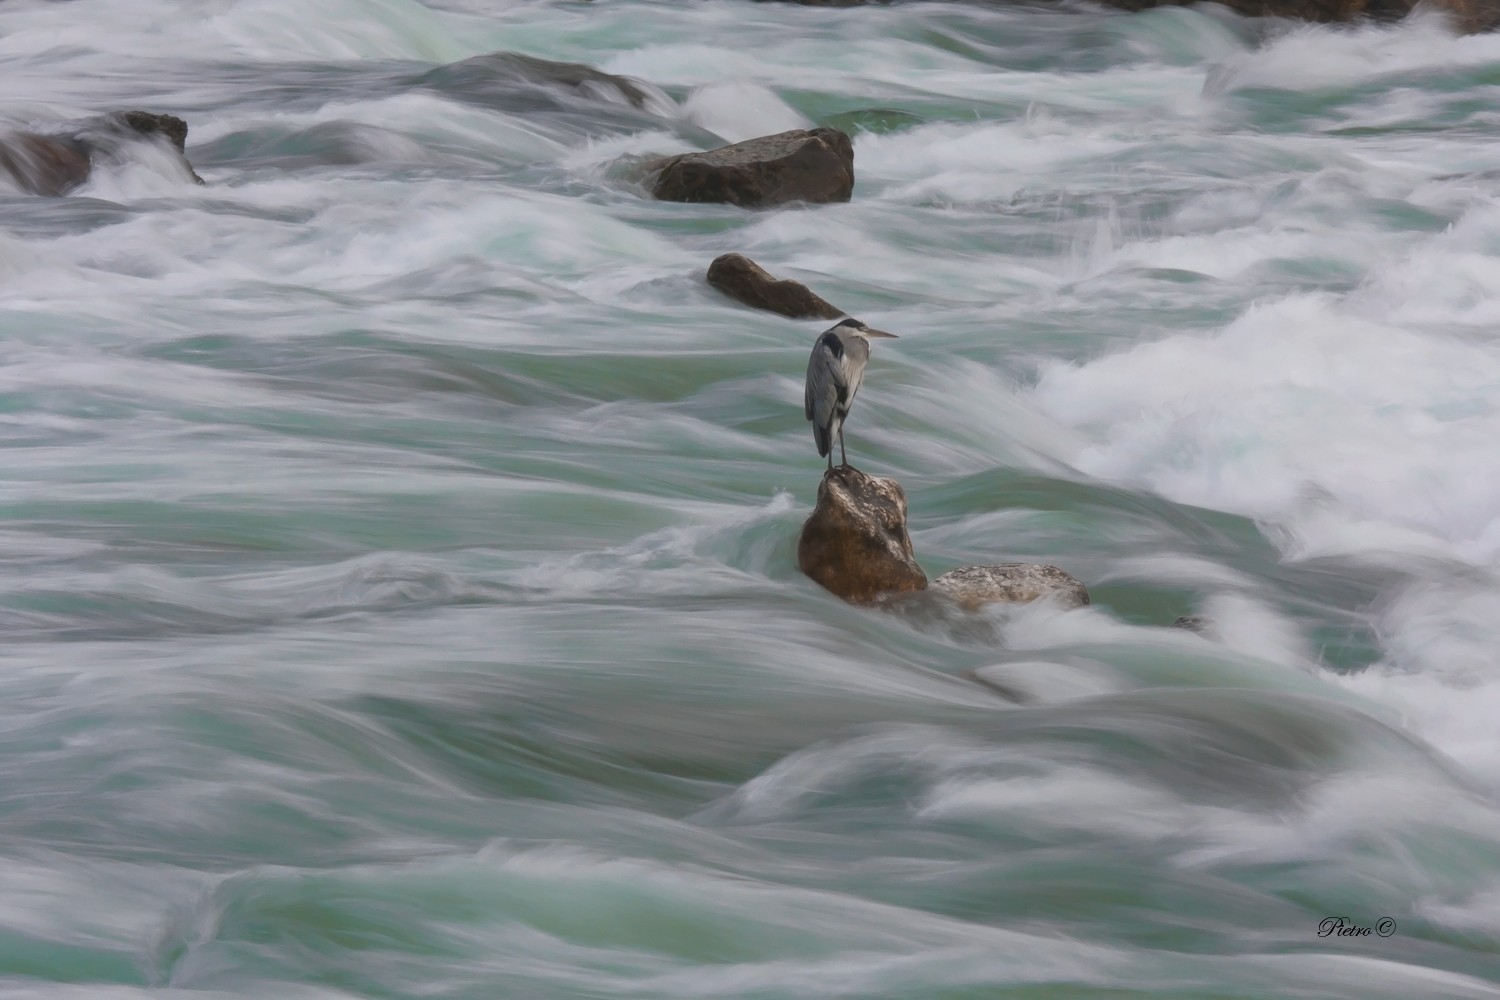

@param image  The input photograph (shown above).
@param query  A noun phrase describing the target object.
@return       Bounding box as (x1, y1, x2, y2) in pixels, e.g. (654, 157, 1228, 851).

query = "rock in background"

(1110, 0, 1497, 32)
(757, 0, 1500, 32)
(649, 127, 854, 208)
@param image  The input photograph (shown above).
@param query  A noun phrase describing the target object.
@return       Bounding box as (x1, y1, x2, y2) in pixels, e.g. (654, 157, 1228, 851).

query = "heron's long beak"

(864, 328, 899, 339)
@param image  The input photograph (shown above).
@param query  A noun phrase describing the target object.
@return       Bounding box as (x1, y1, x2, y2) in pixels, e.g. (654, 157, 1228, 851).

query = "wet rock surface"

(94, 111, 204, 185)
(650, 127, 855, 208)
(113, 111, 191, 151)
(706, 253, 843, 319)
(931, 564, 1090, 611)
(0, 110, 203, 195)
(1435, 0, 1500, 32)
(0, 133, 92, 196)
(798, 466, 926, 604)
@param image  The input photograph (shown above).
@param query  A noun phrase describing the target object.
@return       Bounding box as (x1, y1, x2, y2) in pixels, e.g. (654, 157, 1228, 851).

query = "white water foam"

(679, 82, 811, 144)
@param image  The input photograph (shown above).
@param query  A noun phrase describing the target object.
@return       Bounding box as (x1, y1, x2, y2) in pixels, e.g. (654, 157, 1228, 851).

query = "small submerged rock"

(418, 51, 669, 113)
(649, 127, 855, 208)
(798, 466, 926, 604)
(706, 253, 843, 319)
(1173, 615, 1212, 634)
(932, 564, 1090, 611)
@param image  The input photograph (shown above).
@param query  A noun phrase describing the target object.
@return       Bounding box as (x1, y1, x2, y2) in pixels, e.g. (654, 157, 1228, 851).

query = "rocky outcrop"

(1110, 0, 1496, 32)
(706, 253, 843, 319)
(756, 0, 1498, 33)
(932, 564, 1090, 611)
(798, 466, 926, 604)
(112, 111, 191, 152)
(649, 127, 854, 208)
(796, 475, 1092, 611)
(92, 111, 205, 185)
(0, 111, 202, 196)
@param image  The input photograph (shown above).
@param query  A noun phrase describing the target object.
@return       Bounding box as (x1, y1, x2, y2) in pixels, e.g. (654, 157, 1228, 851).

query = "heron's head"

(836, 317, 899, 339)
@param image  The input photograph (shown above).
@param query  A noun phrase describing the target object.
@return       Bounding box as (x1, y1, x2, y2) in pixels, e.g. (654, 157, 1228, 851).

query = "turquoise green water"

(3, 1, 1500, 997)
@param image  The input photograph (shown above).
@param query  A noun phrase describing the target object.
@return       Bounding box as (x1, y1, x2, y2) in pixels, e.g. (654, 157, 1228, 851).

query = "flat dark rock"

(799, 466, 926, 604)
(650, 127, 854, 209)
(706, 253, 843, 320)
(932, 564, 1089, 611)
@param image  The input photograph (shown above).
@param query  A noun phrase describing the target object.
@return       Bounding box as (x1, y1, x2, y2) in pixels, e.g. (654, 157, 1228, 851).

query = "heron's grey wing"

(806, 337, 848, 423)
(805, 335, 849, 457)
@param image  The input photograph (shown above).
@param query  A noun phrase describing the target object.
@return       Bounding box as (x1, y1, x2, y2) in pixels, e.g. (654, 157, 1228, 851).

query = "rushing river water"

(4, 0, 1500, 997)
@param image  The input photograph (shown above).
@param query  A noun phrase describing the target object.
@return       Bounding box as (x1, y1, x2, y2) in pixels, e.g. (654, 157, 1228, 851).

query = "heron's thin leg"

(826, 446, 833, 471)
(839, 427, 847, 468)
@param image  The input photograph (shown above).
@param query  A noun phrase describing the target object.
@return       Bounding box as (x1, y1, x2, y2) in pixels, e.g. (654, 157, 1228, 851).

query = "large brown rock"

(706, 253, 844, 320)
(0, 110, 203, 196)
(798, 466, 926, 604)
(932, 564, 1089, 611)
(650, 127, 854, 209)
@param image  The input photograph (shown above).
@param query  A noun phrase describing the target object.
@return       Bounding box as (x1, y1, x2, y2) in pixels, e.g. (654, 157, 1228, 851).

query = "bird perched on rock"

(804, 317, 898, 470)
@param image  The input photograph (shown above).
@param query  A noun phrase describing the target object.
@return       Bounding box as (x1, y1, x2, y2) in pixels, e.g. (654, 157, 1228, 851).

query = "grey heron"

(804, 317, 898, 470)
